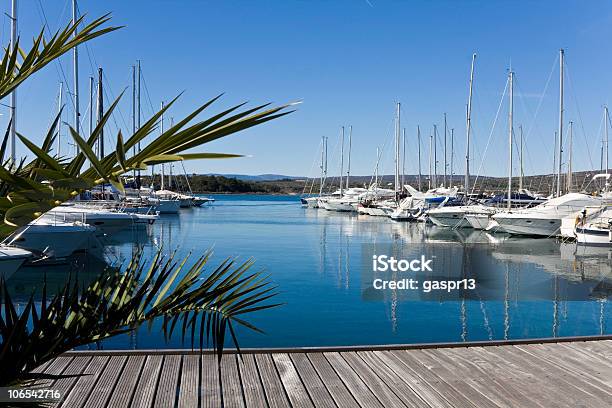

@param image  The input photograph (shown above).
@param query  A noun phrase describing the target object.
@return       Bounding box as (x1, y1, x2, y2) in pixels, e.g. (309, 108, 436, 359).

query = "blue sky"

(4, 1, 612, 178)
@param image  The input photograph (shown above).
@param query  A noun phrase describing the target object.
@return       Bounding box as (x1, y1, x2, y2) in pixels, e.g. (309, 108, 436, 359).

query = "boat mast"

(170, 118, 174, 190)
(450, 128, 454, 187)
(429, 133, 433, 190)
(519, 125, 523, 191)
(72, 0, 80, 146)
(417, 126, 422, 191)
(339, 126, 345, 196)
(88, 76, 94, 137)
(319, 136, 325, 196)
(443, 113, 447, 187)
(507, 69, 514, 210)
(552, 131, 557, 196)
(161, 101, 165, 191)
(9, 0, 17, 163)
(465, 53, 476, 195)
(97, 67, 104, 157)
(433, 124, 438, 188)
(605, 105, 609, 176)
(324, 137, 328, 190)
(567, 121, 573, 192)
(57, 83, 63, 157)
(556, 49, 564, 197)
(346, 125, 352, 190)
(137, 60, 142, 187)
(395, 102, 401, 196)
(402, 127, 406, 190)
(132, 65, 136, 181)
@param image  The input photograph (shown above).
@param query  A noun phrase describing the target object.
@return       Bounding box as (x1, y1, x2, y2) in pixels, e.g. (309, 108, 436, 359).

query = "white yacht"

(492, 193, 602, 237)
(43, 204, 136, 235)
(428, 205, 496, 228)
(390, 185, 458, 221)
(155, 190, 193, 208)
(574, 204, 611, 245)
(6, 219, 97, 259)
(0, 245, 32, 280)
(325, 188, 369, 212)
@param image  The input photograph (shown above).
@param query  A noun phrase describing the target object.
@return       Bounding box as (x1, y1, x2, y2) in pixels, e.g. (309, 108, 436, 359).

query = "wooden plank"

(254, 353, 291, 408)
(154, 355, 182, 408)
(34, 357, 73, 390)
(516, 343, 612, 388)
(202, 355, 222, 408)
(563, 341, 612, 361)
(324, 352, 384, 408)
(555, 343, 612, 369)
(408, 350, 502, 408)
(80, 355, 127, 408)
(429, 347, 544, 408)
(61, 356, 110, 408)
(495, 345, 612, 406)
(130, 355, 163, 408)
(48, 356, 91, 408)
(470, 346, 581, 408)
(387, 350, 479, 408)
(307, 353, 358, 408)
(236, 354, 268, 408)
(272, 353, 314, 408)
(219, 354, 245, 408)
(356, 351, 432, 408)
(289, 353, 337, 408)
(105, 355, 146, 408)
(372, 350, 455, 408)
(340, 352, 407, 408)
(178, 355, 200, 408)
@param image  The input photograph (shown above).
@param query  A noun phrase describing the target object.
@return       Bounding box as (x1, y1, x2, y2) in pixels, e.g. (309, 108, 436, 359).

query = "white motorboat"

(151, 197, 180, 214)
(6, 219, 97, 259)
(43, 204, 135, 235)
(575, 204, 612, 245)
(193, 196, 214, 207)
(304, 196, 320, 208)
(428, 205, 496, 228)
(325, 188, 369, 212)
(390, 185, 459, 221)
(465, 212, 493, 230)
(155, 190, 193, 208)
(492, 193, 602, 237)
(0, 245, 32, 280)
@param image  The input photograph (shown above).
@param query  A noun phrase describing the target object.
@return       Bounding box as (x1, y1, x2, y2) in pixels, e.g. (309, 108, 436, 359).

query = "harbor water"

(7, 194, 612, 349)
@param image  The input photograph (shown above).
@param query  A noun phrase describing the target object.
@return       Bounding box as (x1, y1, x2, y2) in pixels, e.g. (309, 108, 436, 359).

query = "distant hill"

(203, 173, 303, 181)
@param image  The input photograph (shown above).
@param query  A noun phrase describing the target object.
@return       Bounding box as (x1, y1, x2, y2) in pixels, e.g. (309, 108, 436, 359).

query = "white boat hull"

(157, 199, 181, 214)
(325, 201, 356, 212)
(0, 246, 32, 280)
(465, 213, 491, 230)
(493, 216, 562, 237)
(10, 223, 96, 258)
(576, 227, 611, 245)
(428, 212, 472, 228)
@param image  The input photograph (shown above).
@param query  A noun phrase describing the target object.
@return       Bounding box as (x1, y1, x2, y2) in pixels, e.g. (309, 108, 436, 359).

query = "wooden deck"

(29, 337, 612, 407)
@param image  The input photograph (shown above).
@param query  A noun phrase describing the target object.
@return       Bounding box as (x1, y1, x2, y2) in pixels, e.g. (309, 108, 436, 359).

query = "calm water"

(8, 194, 612, 349)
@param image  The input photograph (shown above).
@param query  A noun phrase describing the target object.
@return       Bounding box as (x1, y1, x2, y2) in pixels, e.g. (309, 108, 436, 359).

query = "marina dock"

(29, 335, 612, 407)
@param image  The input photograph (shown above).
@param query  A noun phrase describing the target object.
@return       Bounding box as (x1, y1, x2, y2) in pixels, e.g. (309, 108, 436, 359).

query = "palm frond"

(0, 249, 279, 386)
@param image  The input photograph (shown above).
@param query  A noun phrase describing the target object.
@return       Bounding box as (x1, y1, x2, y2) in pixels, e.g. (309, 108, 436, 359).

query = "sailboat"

(426, 54, 497, 229)
(493, 50, 604, 237)
(358, 103, 404, 216)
